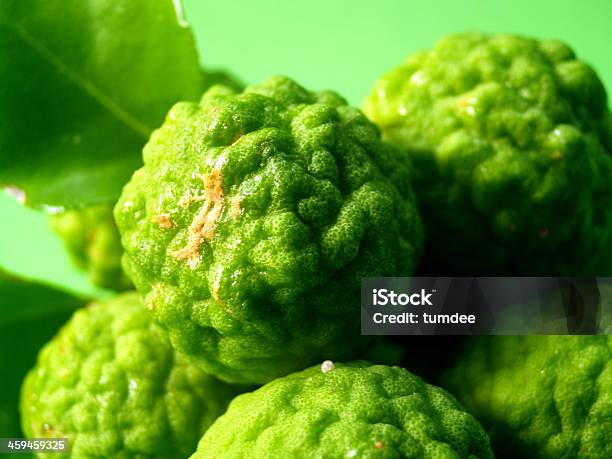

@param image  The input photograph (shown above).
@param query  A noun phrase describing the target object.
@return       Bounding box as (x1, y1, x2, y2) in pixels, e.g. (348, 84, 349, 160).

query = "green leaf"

(0, 268, 88, 438)
(0, 0, 202, 210)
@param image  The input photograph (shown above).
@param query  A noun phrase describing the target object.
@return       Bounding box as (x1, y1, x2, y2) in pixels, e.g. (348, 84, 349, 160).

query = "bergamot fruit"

(191, 361, 493, 458)
(114, 76, 423, 384)
(443, 336, 612, 458)
(364, 33, 612, 275)
(50, 204, 132, 291)
(20, 292, 243, 459)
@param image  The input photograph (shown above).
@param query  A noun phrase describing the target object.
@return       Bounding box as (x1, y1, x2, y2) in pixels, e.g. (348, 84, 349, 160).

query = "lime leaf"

(0, 0, 202, 209)
(0, 268, 88, 438)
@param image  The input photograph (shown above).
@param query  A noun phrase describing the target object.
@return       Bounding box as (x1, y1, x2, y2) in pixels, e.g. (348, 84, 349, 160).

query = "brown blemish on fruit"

(211, 283, 227, 310)
(206, 266, 239, 319)
(178, 192, 206, 208)
(210, 265, 237, 317)
(211, 266, 224, 307)
(152, 213, 174, 229)
(172, 170, 225, 268)
(230, 196, 243, 219)
(212, 287, 222, 305)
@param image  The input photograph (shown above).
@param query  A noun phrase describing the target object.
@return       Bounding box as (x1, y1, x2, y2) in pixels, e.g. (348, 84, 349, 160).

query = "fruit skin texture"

(115, 76, 423, 384)
(191, 362, 493, 459)
(50, 204, 132, 291)
(20, 292, 243, 459)
(443, 336, 612, 458)
(364, 33, 612, 275)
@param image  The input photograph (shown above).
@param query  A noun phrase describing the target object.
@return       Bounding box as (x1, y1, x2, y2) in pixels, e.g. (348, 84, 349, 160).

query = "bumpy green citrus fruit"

(50, 204, 132, 290)
(364, 33, 612, 275)
(444, 336, 612, 458)
(191, 362, 493, 458)
(20, 292, 243, 458)
(115, 76, 423, 384)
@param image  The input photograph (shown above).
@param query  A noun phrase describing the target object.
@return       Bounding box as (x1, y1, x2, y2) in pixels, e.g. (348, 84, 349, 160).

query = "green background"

(1, 0, 611, 295)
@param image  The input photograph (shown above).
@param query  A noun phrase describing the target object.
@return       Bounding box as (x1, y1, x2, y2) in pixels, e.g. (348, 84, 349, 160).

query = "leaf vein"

(6, 22, 152, 139)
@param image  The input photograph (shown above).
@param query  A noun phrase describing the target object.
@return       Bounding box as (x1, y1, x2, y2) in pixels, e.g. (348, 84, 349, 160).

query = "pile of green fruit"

(1, 1, 611, 458)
